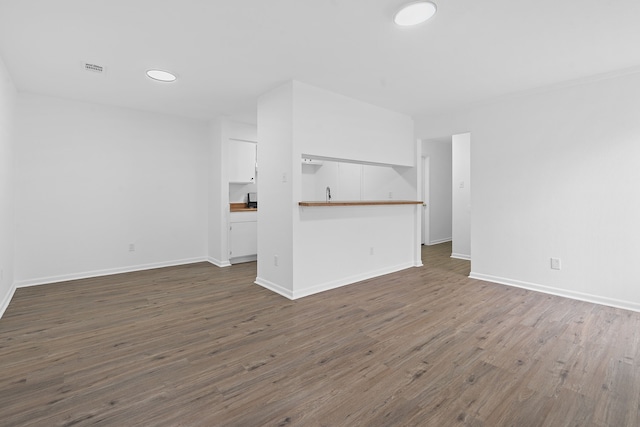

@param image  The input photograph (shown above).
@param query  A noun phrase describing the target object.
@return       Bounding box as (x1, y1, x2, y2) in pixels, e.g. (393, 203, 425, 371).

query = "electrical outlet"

(370, 247, 374, 255)
(282, 173, 287, 183)
(274, 255, 279, 266)
(129, 243, 135, 252)
(550, 257, 561, 270)
(388, 192, 393, 199)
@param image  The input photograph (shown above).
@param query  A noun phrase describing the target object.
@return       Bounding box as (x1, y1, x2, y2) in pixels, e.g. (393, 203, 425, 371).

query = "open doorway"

(421, 137, 453, 246)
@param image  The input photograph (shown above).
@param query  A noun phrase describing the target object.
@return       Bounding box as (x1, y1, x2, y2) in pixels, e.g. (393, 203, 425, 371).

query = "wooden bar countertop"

(298, 200, 423, 207)
(230, 203, 257, 212)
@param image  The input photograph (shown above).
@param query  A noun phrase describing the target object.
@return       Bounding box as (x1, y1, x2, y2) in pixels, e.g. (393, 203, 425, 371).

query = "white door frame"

(422, 156, 430, 245)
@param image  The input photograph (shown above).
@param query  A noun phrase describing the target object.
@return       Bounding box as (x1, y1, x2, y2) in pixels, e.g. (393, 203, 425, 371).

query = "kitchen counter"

(298, 200, 422, 207)
(230, 203, 257, 212)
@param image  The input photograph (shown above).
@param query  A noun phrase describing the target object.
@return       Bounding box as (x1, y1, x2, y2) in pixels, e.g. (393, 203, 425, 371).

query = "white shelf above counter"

(301, 158, 324, 165)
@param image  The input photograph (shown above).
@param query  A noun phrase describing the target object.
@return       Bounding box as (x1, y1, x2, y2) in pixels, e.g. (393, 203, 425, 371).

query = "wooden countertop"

(230, 203, 257, 212)
(298, 200, 423, 207)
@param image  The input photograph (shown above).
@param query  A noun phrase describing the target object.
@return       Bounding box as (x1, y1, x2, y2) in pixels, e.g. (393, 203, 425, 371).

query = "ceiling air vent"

(83, 62, 105, 74)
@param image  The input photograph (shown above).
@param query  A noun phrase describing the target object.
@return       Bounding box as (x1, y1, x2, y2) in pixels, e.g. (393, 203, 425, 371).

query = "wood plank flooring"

(1, 242, 640, 426)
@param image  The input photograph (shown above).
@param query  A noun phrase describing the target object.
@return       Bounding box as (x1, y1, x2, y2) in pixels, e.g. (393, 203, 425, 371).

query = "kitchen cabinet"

(229, 211, 257, 262)
(228, 140, 257, 183)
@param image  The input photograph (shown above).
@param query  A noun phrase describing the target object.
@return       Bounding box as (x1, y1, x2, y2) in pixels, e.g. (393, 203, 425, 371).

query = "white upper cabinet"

(228, 140, 257, 183)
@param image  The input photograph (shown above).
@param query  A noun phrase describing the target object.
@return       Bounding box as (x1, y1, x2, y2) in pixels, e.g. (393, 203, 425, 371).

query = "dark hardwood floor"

(1, 242, 639, 426)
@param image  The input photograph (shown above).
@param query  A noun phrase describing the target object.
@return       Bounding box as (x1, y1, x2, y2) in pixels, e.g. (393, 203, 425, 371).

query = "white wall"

(256, 82, 295, 296)
(470, 74, 640, 310)
(422, 139, 452, 245)
(416, 71, 640, 312)
(415, 109, 472, 141)
(363, 165, 415, 201)
(257, 81, 420, 299)
(207, 118, 228, 266)
(301, 161, 341, 201)
(229, 182, 257, 203)
(14, 94, 209, 286)
(294, 204, 419, 298)
(452, 133, 471, 259)
(0, 55, 16, 317)
(294, 81, 415, 167)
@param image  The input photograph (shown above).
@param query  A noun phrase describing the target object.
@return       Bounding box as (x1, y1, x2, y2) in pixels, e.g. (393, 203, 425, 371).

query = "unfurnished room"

(1, 1, 640, 426)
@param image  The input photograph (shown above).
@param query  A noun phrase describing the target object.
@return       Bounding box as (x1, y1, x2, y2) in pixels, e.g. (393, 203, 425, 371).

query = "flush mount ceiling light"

(146, 69, 177, 82)
(394, 1, 437, 26)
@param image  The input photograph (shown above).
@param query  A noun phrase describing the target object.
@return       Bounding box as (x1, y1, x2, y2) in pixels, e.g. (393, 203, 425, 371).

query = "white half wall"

(0, 55, 16, 317)
(257, 81, 419, 299)
(14, 94, 209, 286)
(294, 205, 419, 298)
(422, 139, 452, 245)
(452, 133, 471, 259)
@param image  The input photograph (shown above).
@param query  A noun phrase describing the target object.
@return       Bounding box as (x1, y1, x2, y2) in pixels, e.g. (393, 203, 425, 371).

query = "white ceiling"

(1, 0, 640, 123)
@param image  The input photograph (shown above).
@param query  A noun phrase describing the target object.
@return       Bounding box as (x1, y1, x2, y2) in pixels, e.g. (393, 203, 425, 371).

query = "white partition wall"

(256, 83, 295, 296)
(207, 118, 228, 267)
(293, 82, 415, 166)
(452, 133, 471, 260)
(257, 81, 420, 299)
(0, 56, 16, 317)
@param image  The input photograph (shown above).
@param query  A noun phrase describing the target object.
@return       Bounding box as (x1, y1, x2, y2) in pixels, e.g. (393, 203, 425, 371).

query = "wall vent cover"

(83, 62, 104, 73)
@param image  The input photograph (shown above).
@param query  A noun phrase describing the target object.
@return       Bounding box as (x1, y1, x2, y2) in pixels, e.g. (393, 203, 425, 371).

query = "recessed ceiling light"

(146, 69, 177, 82)
(394, 1, 437, 26)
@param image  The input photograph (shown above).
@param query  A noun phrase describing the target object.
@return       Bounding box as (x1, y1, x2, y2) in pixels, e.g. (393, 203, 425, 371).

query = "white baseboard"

(292, 262, 417, 299)
(451, 253, 471, 261)
(256, 263, 417, 300)
(15, 257, 209, 288)
(254, 277, 294, 300)
(427, 237, 452, 245)
(230, 255, 257, 265)
(469, 272, 640, 313)
(207, 257, 231, 268)
(0, 282, 17, 319)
